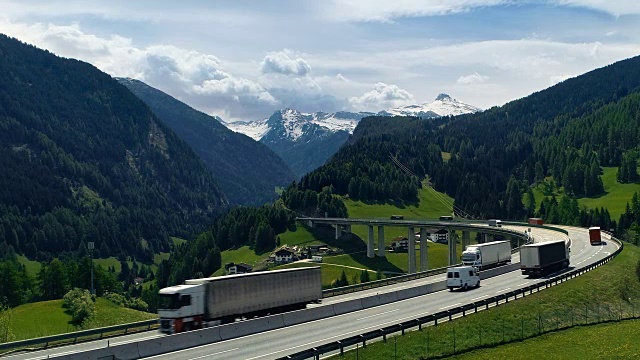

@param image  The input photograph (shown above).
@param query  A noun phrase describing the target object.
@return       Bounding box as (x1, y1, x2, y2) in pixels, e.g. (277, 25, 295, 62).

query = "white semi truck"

(158, 267, 322, 334)
(520, 240, 569, 277)
(461, 241, 511, 270)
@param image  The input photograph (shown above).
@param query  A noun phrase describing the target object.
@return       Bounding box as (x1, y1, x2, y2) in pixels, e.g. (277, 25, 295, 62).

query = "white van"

(446, 266, 480, 291)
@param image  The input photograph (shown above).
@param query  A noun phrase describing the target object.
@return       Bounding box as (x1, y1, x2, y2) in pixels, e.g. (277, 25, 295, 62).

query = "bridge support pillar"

(408, 227, 416, 274)
(307, 220, 314, 228)
(335, 224, 342, 239)
(448, 229, 457, 265)
(420, 227, 428, 271)
(345, 225, 352, 233)
(377, 226, 385, 257)
(462, 231, 470, 250)
(367, 226, 375, 258)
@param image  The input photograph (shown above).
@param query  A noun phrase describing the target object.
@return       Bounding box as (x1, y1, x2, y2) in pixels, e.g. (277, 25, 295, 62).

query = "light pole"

(88, 242, 95, 295)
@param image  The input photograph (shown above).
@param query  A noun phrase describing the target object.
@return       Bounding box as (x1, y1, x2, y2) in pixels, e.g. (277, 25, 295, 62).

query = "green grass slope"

(213, 186, 459, 283)
(450, 319, 640, 360)
(578, 167, 640, 220)
(4, 298, 157, 342)
(337, 242, 640, 359)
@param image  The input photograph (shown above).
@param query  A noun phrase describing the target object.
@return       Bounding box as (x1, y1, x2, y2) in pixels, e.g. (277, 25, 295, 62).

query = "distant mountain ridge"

(118, 78, 295, 206)
(223, 94, 479, 141)
(0, 34, 226, 260)
(221, 94, 479, 178)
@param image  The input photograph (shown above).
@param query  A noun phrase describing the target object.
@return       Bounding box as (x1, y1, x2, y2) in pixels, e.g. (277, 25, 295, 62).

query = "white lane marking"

(191, 348, 239, 360)
(497, 287, 511, 293)
(517, 282, 529, 287)
(471, 295, 488, 301)
(439, 302, 462, 310)
(357, 309, 399, 320)
(112, 334, 162, 345)
(144, 346, 239, 359)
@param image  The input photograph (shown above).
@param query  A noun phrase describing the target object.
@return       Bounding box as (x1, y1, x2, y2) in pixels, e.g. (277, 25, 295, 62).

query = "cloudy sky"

(1, 1, 640, 122)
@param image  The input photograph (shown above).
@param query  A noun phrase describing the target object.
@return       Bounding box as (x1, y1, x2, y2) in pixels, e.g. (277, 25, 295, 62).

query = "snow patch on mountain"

(384, 93, 481, 118)
(221, 93, 480, 141)
(222, 118, 270, 141)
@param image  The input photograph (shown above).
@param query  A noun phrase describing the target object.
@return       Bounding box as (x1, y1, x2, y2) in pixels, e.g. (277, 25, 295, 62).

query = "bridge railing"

(278, 236, 623, 360)
(0, 319, 158, 354)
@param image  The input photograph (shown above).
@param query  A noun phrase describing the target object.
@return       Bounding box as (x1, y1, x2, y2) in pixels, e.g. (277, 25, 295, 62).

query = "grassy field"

(343, 187, 453, 220)
(3, 298, 157, 342)
(578, 167, 640, 220)
(336, 242, 640, 359)
(213, 246, 267, 276)
(213, 186, 462, 281)
(528, 168, 640, 221)
(17, 255, 41, 278)
(450, 319, 640, 360)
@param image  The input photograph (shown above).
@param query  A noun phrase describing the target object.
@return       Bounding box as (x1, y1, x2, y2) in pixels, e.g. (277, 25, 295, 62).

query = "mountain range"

(0, 34, 226, 261)
(118, 78, 295, 206)
(223, 94, 480, 177)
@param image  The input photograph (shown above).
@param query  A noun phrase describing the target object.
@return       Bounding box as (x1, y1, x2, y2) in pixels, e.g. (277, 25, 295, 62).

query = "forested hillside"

(284, 54, 640, 229)
(0, 35, 227, 263)
(119, 78, 295, 206)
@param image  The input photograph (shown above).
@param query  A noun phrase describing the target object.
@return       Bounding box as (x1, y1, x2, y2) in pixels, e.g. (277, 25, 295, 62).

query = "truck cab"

(446, 266, 480, 291)
(158, 284, 206, 334)
(461, 248, 482, 267)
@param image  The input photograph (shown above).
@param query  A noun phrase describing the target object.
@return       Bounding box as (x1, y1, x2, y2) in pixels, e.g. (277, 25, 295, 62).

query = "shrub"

(105, 292, 149, 312)
(63, 288, 95, 326)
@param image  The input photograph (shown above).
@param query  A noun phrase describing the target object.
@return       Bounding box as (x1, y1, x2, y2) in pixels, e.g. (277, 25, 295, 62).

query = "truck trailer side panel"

(538, 242, 567, 267)
(520, 240, 568, 276)
(193, 267, 322, 320)
(463, 241, 511, 268)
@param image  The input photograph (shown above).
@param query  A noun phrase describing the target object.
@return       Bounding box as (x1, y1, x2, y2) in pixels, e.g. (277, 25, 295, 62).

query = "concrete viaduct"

(297, 217, 531, 274)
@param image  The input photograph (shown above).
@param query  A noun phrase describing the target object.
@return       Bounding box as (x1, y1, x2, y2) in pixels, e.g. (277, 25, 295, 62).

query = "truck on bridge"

(520, 240, 569, 277)
(461, 241, 511, 270)
(157, 267, 322, 334)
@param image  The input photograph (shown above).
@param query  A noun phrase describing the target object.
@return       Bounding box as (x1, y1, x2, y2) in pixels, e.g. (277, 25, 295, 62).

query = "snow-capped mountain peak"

(435, 93, 452, 101)
(384, 93, 481, 118)
(221, 93, 480, 141)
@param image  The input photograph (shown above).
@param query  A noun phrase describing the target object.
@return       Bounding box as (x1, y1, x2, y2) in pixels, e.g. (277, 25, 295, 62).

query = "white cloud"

(325, 0, 509, 22)
(336, 73, 350, 82)
(0, 19, 277, 121)
(260, 49, 311, 77)
(554, 1, 640, 16)
(349, 82, 415, 111)
(457, 72, 489, 84)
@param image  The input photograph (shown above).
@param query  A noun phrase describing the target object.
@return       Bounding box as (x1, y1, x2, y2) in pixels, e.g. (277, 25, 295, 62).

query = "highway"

(136, 226, 613, 360)
(4, 225, 612, 360)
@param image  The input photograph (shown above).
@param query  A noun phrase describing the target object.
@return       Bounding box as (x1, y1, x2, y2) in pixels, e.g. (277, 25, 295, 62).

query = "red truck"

(528, 218, 544, 225)
(589, 227, 601, 245)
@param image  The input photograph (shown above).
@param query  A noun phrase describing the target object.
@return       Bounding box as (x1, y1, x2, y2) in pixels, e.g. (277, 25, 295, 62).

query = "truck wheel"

(463, 283, 468, 291)
(476, 281, 480, 288)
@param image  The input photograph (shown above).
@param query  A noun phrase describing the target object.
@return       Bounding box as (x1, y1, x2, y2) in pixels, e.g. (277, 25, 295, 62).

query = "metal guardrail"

(322, 265, 456, 297)
(279, 236, 624, 360)
(0, 319, 158, 353)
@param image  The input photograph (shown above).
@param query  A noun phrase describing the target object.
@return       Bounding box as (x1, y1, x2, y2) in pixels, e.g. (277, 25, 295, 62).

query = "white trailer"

(461, 240, 511, 270)
(158, 267, 322, 334)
